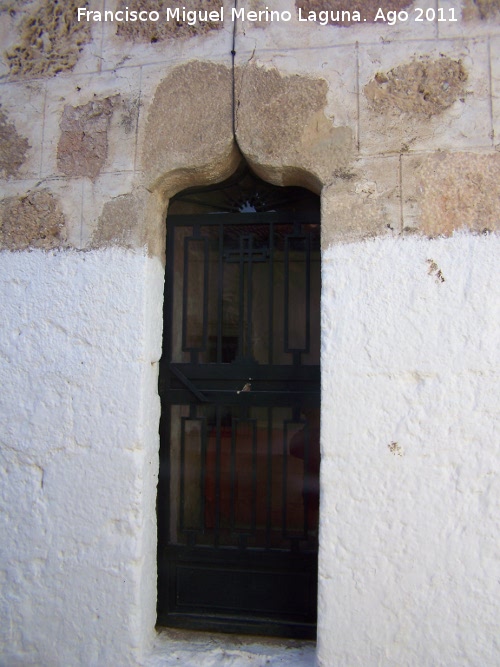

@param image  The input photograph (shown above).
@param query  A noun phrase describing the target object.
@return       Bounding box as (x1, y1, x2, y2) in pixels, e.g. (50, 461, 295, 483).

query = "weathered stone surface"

(295, 0, 413, 25)
(57, 96, 118, 180)
(322, 156, 400, 245)
(5, 0, 91, 78)
(0, 104, 30, 178)
(119, 96, 141, 135)
(91, 188, 165, 259)
(142, 61, 353, 195)
(0, 190, 66, 249)
(92, 193, 141, 249)
(491, 35, 500, 149)
(359, 41, 490, 155)
(364, 56, 467, 118)
(236, 65, 353, 190)
(463, 0, 500, 20)
(142, 61, 238, 195)
(246, 0, 271, 25)
(115, 0, 222, 42)
(403, 152, 500, 236)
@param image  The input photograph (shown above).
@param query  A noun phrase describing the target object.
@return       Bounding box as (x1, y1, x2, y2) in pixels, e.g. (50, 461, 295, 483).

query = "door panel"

(158, 210, 320, 638)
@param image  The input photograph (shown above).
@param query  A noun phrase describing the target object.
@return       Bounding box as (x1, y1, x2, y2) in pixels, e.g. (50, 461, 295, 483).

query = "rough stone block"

(321, 156, 400, 245)
(57, 96, 118, 180)
(295, 0, 413, 25)
(0, 5, 19, 79)
(247, 0, 436, 50)
(0, 103, 30, 178)
(462, 0, 500, 21)
(491, 35, 500, 149)
(402, 151, 500, 235)
(364, 55, 467, 117)
(236, 45, 358, 145)
(90, 186, 165, 259)
(436, 0, 500, 38)
(98, 2, 229, 72)
(115, 0, 223, 42)
(80, 171, 136, 247)
(236, 63, 353, 190)
(4, 0, 91, 79)
(140, 61, 237, 195)
(0, 81, 46, 180)
(43, 69, 141, 179)
(0, 189, 66, 250)
(359, 39, 491, 154)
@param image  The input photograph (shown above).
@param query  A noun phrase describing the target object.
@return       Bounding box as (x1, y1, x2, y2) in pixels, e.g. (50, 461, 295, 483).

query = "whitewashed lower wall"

(319, 233, 500, 667)
(0, 236, 498, 666)
(0, 249, 164, 667)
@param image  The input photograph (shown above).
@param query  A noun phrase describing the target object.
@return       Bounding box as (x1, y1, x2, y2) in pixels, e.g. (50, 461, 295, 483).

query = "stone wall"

(0, 1, 499, 665)
(320, 233, 500, 667)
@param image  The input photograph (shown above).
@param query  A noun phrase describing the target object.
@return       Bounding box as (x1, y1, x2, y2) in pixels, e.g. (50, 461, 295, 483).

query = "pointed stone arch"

(138, 60, 354, 260)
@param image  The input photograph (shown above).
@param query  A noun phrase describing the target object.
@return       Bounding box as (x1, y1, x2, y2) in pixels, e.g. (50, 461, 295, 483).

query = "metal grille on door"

(158, 174, 320, 638)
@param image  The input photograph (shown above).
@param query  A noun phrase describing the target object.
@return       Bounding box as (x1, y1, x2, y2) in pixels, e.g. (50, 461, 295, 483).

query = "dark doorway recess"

(157, 165, 321, 639)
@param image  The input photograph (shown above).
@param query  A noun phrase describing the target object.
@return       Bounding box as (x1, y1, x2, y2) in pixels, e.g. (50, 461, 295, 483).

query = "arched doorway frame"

(138, 60, 340, 657)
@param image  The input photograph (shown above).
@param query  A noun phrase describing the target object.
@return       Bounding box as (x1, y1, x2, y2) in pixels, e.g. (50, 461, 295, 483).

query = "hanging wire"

(231, 0, 238, 143)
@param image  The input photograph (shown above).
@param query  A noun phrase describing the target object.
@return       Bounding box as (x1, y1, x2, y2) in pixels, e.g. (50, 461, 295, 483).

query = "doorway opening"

(157, 165, 321, 638)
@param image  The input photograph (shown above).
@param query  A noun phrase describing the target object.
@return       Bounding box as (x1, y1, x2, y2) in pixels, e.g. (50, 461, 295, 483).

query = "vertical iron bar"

(159, 408, 172, 544)
(284, 235, 290, 353)
(268, 223, 274, 365)
(214, 405, 221, 547)
(200, 416, 207, 533)
(179, 417, 186, 534)
(230, 418, 237, 533)
(202, 233, 209, 356)
(305, 232, 311, 354)
(251, 417, 257, 533)
(303, 418, 310, 538)
(164, 220, 175, 369)
(266, 407, 272, 549)
(246, 235, 253, 359)
(282, 419, 288, 537)
(181, 234, 190, 355)
(217, 224, 223, 363)
(238, 235, 245, 359)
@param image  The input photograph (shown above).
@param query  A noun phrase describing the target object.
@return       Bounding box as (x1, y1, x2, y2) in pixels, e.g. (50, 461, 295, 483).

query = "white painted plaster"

(1, 235, 498, 666)
(0, 248, 164, 667)
(318, 233, 500, 667)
